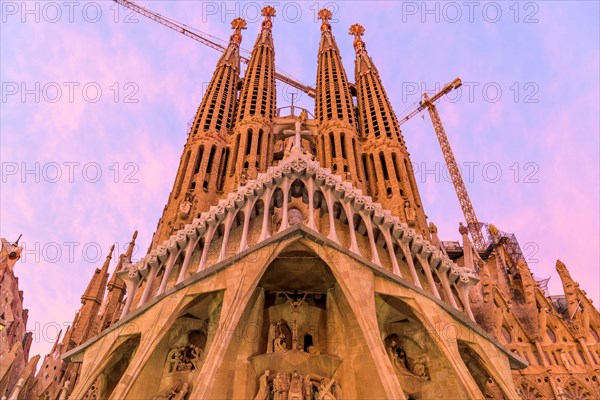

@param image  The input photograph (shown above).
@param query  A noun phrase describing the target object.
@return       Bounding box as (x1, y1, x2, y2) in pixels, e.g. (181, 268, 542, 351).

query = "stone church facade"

(5, 7, 598, 400)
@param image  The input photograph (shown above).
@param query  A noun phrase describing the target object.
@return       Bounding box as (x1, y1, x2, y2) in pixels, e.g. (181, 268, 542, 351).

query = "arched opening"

(457, 341, 505, 398)
(330, 132, 336, 158)
(216, 147, 229, 191)
(230, 134, 240, 176)
(547, 328, 557, 343)
(83, 335, 141, 400)
(245, 129, 253, 156)
(352, 212, 373, 261)
(303, 334, 313, 352)
(501, 326, 512, 344)
(257, 129, 264, 167)
(376, 294, 469, 399)
(246, 198, 265, 248)
(193, 145, 204, 175)
(369, 154, 379, 197)
(126, 292, 224, 399)
(331, 201, 350, 249)
(353, 138, 362, 182)
(174, 150, 191, 199)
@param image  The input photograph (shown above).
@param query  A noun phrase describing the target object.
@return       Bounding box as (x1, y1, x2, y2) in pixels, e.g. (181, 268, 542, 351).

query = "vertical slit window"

(245, 129, 253, 156)
(380, 152, 389, 180)
(193, 145, 204, 175)
(330, 133, 336, 158)
(230, 134, 240, 176)
(174, 150, 190, 199)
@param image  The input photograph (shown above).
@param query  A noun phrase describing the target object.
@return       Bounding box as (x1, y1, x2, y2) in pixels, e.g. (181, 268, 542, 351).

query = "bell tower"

(350, 24, 429, 236)
(314, 9, 366, 190)
(226, 7, 277, 191)
(151, 18, 247, 247)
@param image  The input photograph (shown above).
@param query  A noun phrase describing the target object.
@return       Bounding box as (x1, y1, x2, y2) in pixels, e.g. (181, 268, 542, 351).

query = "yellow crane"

(399, 78, 487, 251)
(112, 0, 316, 98)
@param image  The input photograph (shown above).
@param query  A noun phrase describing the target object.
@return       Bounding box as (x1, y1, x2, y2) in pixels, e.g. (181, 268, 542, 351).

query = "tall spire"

(71, 244, 114, 345)
(99, 231, 138, 331)
(151, 19, 246, 247)
(314, 9, 365, 189)
(227, 7, 277, 187)
(81, 245, 113, 304)
(556, 260, 582, 319)
(350, 24, 429, 236)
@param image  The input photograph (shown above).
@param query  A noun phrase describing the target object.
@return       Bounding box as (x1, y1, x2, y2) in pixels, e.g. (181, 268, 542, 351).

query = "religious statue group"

(385, 335, 429, 381)
(166, 343, 204, 373)
(254, 370, 340, 400)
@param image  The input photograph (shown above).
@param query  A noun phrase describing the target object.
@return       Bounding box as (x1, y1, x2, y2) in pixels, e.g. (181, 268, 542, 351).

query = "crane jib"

(113, 0, 315, 98)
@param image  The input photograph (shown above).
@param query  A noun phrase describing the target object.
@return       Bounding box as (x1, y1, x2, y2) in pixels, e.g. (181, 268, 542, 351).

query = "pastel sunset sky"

(1, 1, 598, 364)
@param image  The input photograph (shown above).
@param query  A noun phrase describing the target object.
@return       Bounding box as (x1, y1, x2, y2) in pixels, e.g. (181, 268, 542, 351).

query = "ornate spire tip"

(349, 23, 365, 37)
(349, 24, 366, 52)
(230, 18, 247, 45)
(318, 9, 332, 32)
(318, 9, 332, 21)
(262, 6, 276, 17)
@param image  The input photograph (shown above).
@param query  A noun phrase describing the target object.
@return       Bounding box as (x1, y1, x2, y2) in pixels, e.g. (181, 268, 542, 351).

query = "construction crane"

(113, 0, 316, 98)
(399, 78, 487, 251)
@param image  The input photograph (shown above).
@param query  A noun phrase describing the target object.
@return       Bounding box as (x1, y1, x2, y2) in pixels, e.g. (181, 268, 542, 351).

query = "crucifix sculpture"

(284, 292, 308, 349)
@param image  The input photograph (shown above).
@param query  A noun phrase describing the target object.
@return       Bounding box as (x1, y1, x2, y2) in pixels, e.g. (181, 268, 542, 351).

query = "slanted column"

(239, 200, 255, 252)
(435, 257, 458, 308)
(455, 270, 477, 321)
(360, 209, 381, 266)
(259, 187, 274, 241)
(139, 252, 161, 305)
(307, 179, 316, 230)
(177, 224, 203, 284)
(381, 228, 401, 276)
(199, 224, 218, 270)
(340, 200, 361, 255)
(158, 239, 181, 295)
(278, 179, 291, 232)
(118, 259, 141, 319)
(400, 230, 422, 288)
(8, 378, 24, 400)
(577, 338, 598, 368)
(323, 189, 339, 244)
(219, 211, 236, 262)
(58, 381, 70, 400)
(412, 238, 440, 299)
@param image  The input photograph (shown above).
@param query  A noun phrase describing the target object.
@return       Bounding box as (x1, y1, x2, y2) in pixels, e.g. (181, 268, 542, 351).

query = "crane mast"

(400, 78, 487, 251)
(113, 0, 316, 97)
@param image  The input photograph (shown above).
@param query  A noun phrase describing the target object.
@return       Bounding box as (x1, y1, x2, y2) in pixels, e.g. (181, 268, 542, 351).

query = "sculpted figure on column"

(254, 370, 271, 400)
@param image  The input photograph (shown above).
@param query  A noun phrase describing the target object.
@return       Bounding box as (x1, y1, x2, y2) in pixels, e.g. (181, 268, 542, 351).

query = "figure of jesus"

(285, 292, 308, 349)
(282, 117, 312, 157)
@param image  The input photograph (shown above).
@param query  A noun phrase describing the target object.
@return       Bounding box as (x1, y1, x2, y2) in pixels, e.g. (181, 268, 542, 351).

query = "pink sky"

(1, 1, 598, 365)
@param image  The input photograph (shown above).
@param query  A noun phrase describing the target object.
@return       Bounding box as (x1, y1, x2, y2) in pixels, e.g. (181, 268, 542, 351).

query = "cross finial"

(261, 6, 276, 30)
(349, 23, 366, 52)
(318, 9, 332, 32)
(230, 18, 247, 45)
